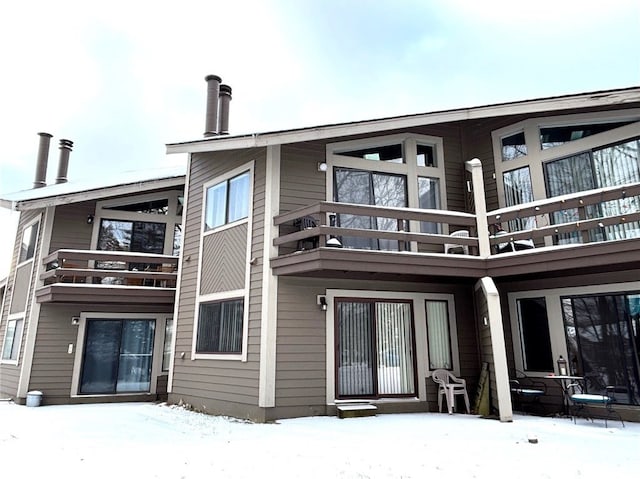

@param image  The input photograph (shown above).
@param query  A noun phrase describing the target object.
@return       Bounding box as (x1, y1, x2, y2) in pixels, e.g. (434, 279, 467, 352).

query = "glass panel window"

(162, 318, 174, 371)
(172, 224, 182, 256)
(418, 177, 441, 234)
(1, 318, 24, 361)
(205, 171, 250, 231)
(540, 121, 634, 150)
(196, 299, 244, 354)
(501, 132, 527, 161)
(516, 298, 553, 372)
(417, 144, 436, 167)
(103, 199, 169, 215)
(19, 222, 39, 263)
(502, 167, 535, 231)
(426, 300, 452, 370)
(334, 168, 408, 250)
(336, 143, 403, 163)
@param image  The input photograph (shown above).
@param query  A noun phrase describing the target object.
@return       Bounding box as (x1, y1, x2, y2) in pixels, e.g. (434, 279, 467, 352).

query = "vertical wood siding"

(170, 148, 266, 414)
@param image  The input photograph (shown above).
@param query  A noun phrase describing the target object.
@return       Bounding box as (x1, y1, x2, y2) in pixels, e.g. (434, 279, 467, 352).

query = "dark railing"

(41, 249, 179, 288)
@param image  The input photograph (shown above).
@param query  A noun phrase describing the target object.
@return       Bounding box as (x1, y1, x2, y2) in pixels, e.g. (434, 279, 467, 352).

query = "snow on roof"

(166, 86, 640, 154)
(0, 165, 185, 211)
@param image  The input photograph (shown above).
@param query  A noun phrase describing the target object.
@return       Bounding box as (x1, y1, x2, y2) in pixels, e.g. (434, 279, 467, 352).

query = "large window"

(205, 171, 250, 231)
(19, 221, 39, 263)
(418, 177, 441, 234)
(334, 167, 408, 250)
(1, 317, 24, 361)
(336, 299, 416, 398)
(425, 300, 452, 370)
(516, 297, 553, 372)
(544, 138, 640, 243)
(196, 299, 244, 354)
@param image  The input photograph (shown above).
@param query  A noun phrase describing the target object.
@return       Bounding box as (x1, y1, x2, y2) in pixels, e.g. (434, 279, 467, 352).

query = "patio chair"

(567, 381, 624, 428)
(444, 230, 470, 255)
(293, 215, 319, 250)
(432, 369, 471, 414)
(510, 370, 546, 414)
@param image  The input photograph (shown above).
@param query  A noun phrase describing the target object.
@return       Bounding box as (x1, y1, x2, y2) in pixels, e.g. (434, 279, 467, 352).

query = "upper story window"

(103, 199, 169, 215)
(205, 171, 250, 231)
(19, 221, 39, 263)
(492, 110, 640, 239)
(540, 121, 634, 150)
(501, 132, 527, 161)
(327, 134, 447, 251)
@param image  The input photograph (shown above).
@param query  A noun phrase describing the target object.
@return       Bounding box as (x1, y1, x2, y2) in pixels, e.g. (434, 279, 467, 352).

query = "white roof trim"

(1, 169, 185, 211)
(166, 87, 640, 154)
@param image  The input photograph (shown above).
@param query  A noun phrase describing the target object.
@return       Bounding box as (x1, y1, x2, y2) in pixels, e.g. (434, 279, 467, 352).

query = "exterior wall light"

(317, 295, 328, 311)
(317, 162, 328, 172)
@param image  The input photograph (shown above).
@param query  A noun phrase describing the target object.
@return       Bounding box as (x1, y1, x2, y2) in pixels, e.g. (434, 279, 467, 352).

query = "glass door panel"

(80, 319, 155, 395)
(116, 320, 155, 393)
(337, 301, 375, 397)
(564, 294, 640, 405)
(336, 299, 415, 399)
(80, 320, 121, 394)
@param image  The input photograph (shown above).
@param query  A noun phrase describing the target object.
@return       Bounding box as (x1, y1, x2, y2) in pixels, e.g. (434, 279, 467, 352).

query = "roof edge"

(167, 86, 640, 154)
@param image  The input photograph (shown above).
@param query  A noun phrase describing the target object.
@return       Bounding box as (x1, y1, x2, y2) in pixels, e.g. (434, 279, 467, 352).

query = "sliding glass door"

(336, 299, 416, 398)
(334, 168, 408, 250)
(562, 294, 640, 405)
(80, 319, 155, 394)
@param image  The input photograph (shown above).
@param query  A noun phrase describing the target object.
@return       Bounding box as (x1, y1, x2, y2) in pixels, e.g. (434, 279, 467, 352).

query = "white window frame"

(70, 312, 166, 397)
(325, 289, 458, 405)
(492, 109, 640, 211)
(0, 313, 24, 365)
(326, 133, 448, 246)
(202, 165, 253, 236)
(92, 190, 183, 256)
(17, 217, 40, 267)
(508, 280, 640, 378)
(192, 290, 249, 361)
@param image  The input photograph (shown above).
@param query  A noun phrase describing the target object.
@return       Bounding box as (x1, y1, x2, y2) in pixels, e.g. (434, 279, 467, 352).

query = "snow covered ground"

(1, 401, 638, 478)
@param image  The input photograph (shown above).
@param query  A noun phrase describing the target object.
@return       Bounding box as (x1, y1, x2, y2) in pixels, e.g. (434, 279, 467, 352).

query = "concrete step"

(336, 403, 377, 419)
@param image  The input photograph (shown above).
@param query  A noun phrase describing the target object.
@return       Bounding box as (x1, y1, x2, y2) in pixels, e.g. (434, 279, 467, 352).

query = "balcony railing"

(41, 249, 179, 288)
(273, 201, 479, 255)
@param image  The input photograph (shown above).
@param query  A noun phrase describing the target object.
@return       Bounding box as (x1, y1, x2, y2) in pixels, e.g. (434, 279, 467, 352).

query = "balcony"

(272, 179, 640, 282)
(36, 249, 178, 305)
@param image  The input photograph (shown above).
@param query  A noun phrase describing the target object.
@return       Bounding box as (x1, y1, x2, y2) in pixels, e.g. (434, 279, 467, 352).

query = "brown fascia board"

(166, 86, 640, 154)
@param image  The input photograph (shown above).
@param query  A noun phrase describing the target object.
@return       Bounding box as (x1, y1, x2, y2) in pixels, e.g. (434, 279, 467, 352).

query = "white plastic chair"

(432, 369, 471, 414)
(444, 230, 470, 254)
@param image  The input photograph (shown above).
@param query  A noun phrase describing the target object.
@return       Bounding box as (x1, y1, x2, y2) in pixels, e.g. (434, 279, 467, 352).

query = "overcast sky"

(1, 0, 639, 276)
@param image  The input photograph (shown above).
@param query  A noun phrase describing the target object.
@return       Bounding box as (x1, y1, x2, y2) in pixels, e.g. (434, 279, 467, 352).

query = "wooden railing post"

(466, 158, 491, 258)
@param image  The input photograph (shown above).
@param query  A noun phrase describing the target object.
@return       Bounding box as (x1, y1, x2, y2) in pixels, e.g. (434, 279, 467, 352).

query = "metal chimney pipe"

(217, 84, 232, 135)
(56, 139, 73, 184)
(33, 132, 53, 189)
(204, 74, 222, 137)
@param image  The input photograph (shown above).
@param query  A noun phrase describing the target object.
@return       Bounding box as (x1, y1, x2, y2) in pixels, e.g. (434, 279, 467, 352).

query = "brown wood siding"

(9, 263, 32, 314)
(275, 277, 479, 413)
(27, 304, 173, 404)
(200, 224, 247, 295)
(171, 148, 266, 410)
(48, 201, 96, 253)
(0, 209, 43, 399)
